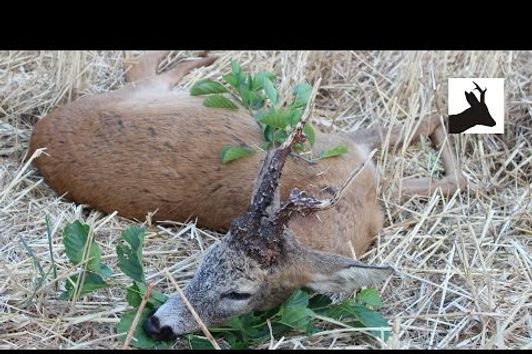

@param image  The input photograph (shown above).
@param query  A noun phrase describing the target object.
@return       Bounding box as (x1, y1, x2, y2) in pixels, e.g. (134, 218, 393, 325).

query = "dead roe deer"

(28, 51, 466, 340)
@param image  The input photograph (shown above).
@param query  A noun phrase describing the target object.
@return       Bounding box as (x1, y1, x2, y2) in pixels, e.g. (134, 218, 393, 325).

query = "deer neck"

(448, 107, 479, 133)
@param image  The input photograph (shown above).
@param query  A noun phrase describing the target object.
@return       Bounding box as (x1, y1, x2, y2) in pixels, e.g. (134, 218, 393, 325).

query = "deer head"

(463, 81, 496, 127)
(143, 81, 393, 340)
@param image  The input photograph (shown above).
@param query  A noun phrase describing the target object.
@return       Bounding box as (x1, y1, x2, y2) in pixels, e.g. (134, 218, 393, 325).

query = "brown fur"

(27, 52, 465, 259)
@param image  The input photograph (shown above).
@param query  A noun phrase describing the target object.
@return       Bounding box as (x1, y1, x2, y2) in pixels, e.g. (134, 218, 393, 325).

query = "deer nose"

(144, 314, 177, 341)
(144, 314, 161, 337)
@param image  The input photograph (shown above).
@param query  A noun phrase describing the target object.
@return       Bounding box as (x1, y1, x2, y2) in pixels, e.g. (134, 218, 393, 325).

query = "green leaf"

(189, 79, 227, 96)
(117, 309, 172, 349)
(281, 289, 310, 312)
(222, 73, 240, 89)
(254, 111, 268, 132)
(63, 221, 90, 265)
(262, 77, 278, 105)
(79, 272, 107, 294)
(288, 109, 303, 127)
(220, 145, 255, 164)
(224, 315, 245, 333)
(263, 125, 288, 146)
(116, 226, 146, 283)
(323, 298, 390, 341)
(277, 290, 315, 333)
(308, 293, 333, 310)
(258, 108, 290, 129)
(238, 84, 264, 110)
(245, 73, 253, 90)
(356, 288, 383, 310)
(62, 272, 108, 300)
(195, 286, 390, 347)
(126, 283, 143, 307)
(212, 313, 273, 348)
(98, 263, 113, 278)
(86, 247, 102, 274)
(259, 140, 272, 150)
(228, 313, 263, 338)
(250, 73, 263, 91)
(250, 96, 265, 110)
(222, 73, 238, 88)
(225, 335, 249, 349)
(292, 82, 312, 109)
(186, 335, 216, 349)
(352, 303, 390, 341)
(272, 129, 288, 144)
(134, 281, 168, 308)
(303, 123, 316, 148)
(203, 95, 238, 110)
(263, 125, 274, 143)
(231, 60, 242, 81)
(279, 305, 315, 333)
(251, 72, 276, 92)
(253, 72, 278, 104)
(318, 144, 349, 159)
(292, 142, 305, 154)
(63, 220, 101, 273)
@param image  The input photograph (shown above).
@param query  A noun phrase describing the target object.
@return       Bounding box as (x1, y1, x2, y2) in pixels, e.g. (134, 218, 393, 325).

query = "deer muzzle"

(144, 295, 200, 340)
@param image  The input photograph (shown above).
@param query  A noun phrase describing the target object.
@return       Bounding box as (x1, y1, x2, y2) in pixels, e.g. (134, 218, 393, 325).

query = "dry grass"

(0, 50, 530, 349)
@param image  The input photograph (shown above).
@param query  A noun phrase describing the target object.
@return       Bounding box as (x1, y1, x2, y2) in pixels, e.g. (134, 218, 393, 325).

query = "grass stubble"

(0, 50, 530, 349)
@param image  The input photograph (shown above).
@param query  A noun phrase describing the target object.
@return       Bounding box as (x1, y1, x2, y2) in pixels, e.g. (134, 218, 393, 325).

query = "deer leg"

(400, 123, 466, 199)
(350, 115, 466, 199)
(349, 115, 443, 151)
(124, 51, 216, 89)
(152, 56, 217, 90)
(124, 51, 170, 83)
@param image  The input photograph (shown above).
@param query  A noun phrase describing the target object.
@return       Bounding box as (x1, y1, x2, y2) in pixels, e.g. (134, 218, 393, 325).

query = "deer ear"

(465, 91, 479, 107)
(294, 249, 394, 295)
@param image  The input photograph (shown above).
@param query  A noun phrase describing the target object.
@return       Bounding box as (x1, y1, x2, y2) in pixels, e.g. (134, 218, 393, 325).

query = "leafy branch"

(187, 288, 391, 349)
(60, 221, 111, 301)
(59, 220, 390, 349)
(61, 221, 170, 349)
(189, 60, 348, 164)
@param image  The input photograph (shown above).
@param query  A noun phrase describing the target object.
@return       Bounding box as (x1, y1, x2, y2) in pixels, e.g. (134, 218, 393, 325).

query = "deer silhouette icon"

(448, 81, 496, 134)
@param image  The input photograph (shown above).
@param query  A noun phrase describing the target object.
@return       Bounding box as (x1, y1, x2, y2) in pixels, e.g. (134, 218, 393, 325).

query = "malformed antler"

(472, 81, 487, 103)
(229, 79, 321, 265)
(229, 77, 378, 266)
(273, 149, 376, 231)
(247, 78, 322, 217)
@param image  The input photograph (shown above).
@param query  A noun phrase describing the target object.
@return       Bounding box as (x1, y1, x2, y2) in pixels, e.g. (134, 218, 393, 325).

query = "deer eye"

(221, 291, 252, 301)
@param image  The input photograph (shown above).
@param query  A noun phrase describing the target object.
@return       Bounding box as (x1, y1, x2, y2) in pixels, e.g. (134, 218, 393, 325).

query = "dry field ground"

(0, 51, 530, 349)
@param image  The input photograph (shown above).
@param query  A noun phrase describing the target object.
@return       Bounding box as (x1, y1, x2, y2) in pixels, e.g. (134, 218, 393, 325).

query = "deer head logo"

(448, 81, 496, 134)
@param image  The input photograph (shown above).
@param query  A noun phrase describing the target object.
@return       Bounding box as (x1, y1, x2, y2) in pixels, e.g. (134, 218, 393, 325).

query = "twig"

(45, 214, 58, 290)
(19, 236, 45, 277)
(325, 148, 378, 208)
(71, 225, 96, 307)
(279, 78, 322, 150)
(164, 270, 221, 350)
(276, 149, 377, 222)
(121, 282, 153, 349)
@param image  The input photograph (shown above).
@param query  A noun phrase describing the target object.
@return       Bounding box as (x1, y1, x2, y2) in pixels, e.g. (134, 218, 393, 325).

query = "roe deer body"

(28, 52, 466, 339)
